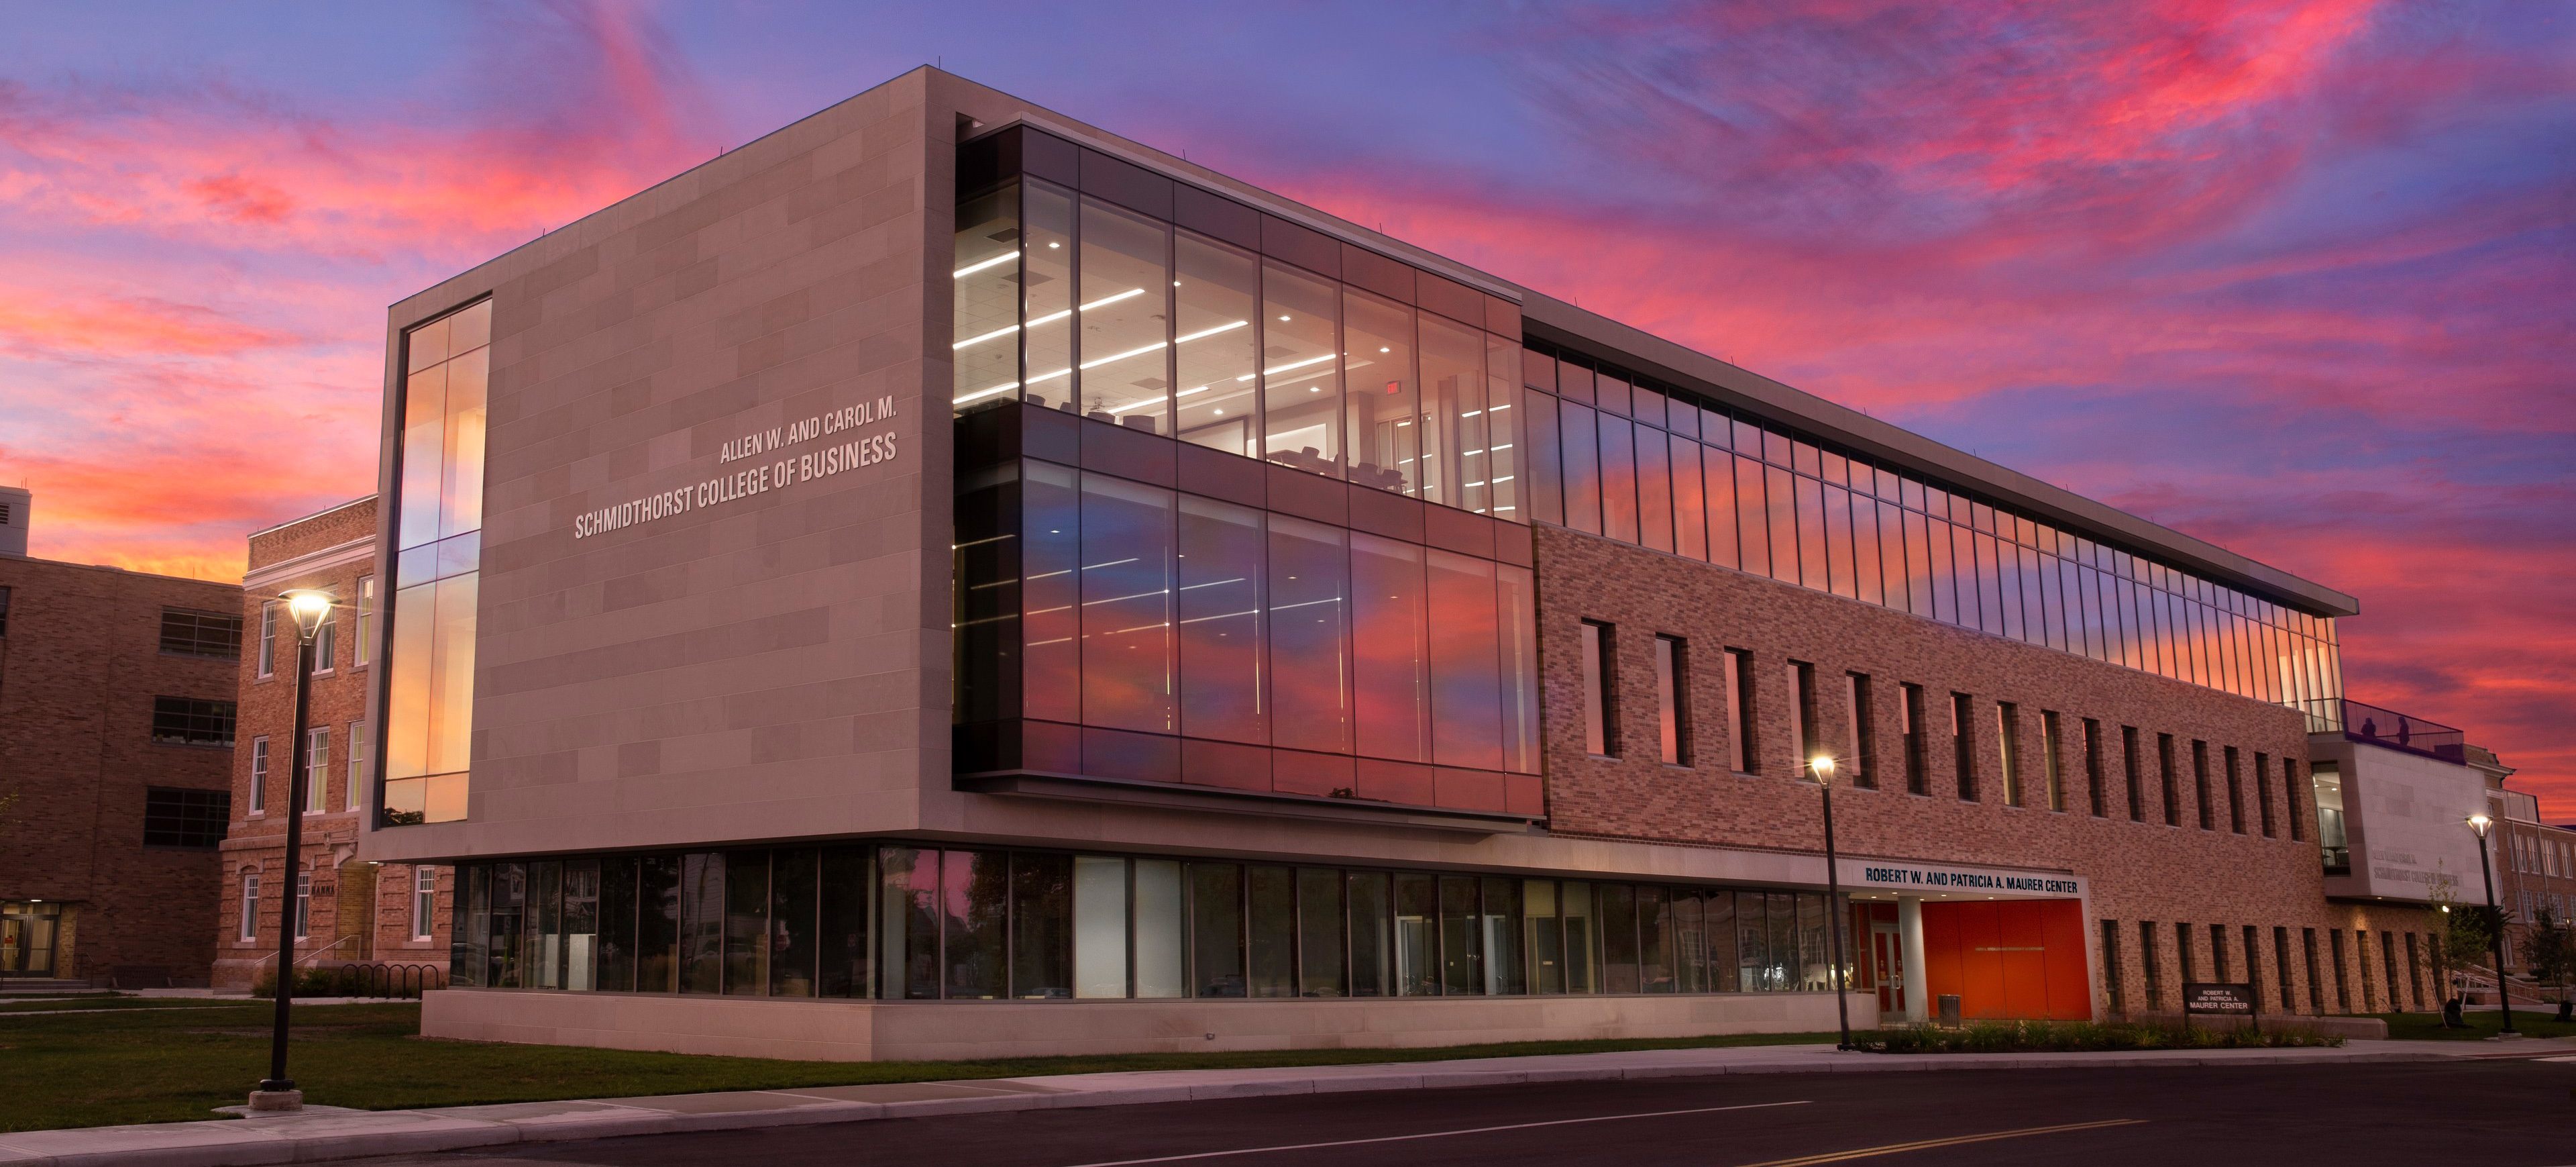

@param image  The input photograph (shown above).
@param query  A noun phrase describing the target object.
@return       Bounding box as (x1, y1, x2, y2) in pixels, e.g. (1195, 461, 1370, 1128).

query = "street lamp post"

(253, 589, 334, 1112)
(1812, 755, 1853, 1050)
(2467, 813, 2518, 1035)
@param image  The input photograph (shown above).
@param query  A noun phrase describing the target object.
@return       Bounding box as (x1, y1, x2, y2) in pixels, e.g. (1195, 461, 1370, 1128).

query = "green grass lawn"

(2373, 1009, 2576, 1041)
(0, 999, 1833, 1133)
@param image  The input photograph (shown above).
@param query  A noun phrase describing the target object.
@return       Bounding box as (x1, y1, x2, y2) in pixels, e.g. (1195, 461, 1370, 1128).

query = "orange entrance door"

(1920, 900, 2091, 1021)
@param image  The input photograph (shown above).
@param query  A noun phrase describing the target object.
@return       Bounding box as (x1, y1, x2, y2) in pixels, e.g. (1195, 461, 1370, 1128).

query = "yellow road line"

(1733, 1118, 2147, 1166)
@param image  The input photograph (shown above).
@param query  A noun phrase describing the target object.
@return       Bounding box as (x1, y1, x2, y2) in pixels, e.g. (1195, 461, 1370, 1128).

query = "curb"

(0, 1047, 2459, 1166)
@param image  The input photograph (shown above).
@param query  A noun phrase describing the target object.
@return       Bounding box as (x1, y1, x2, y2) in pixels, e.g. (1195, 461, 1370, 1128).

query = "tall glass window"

(1267, 517, 1352, 754)
(1021, 181, 1076, 411)
(1426, 550, 1505, 770)
(1173, 232, 1261, 454)
(1351, 534, 1430, 762)
(384, 298, 489, 825)
(1481, 336, 1521, 521)
(1418, 312, 1483, 511)
(1081, 474, 1176, 733)
(951, 183, 1021, 411)
(1261, 261, 1341, 476)
(1177, 497, 1267, 744)
(1343, 290, 1417, 494)
(1078, 200, 1175, 432)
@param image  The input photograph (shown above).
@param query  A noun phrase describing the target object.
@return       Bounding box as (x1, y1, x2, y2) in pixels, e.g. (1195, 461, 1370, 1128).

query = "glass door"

(1, 903, 60, 977)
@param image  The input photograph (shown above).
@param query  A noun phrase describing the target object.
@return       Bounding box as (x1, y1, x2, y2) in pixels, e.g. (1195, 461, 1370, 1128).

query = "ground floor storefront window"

(449, 845, 1847, 1001)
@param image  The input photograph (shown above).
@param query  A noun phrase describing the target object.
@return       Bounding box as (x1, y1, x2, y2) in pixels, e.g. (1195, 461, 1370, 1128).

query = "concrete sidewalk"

(0, 1037, 2524, 1167)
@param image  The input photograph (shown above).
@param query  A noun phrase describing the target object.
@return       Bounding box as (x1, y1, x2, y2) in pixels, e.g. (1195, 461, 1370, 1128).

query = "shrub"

(1858, 1019, 2342, 1054)
(248, 966, 368, 999)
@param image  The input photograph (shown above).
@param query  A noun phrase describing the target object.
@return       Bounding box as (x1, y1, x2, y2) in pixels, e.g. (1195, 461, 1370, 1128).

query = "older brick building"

(348, 70, 2446, 1058)
(0, 494, 240, 986)
(213, 496, 449, 991)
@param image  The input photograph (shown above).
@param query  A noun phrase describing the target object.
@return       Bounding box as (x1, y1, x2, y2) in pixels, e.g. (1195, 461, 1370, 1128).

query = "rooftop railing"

(2304, 697, 2471, 763)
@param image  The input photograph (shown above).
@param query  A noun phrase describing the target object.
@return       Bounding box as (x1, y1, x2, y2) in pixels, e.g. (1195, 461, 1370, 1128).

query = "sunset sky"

(3, 2, 2568, 809)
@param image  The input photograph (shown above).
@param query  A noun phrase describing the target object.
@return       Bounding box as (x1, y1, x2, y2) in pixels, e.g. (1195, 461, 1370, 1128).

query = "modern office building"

(213, 497, 451, 990)
(362, 69, 2438, 1058)
(2302, 697, 2520, 1011)
(0, 493, 240, 986)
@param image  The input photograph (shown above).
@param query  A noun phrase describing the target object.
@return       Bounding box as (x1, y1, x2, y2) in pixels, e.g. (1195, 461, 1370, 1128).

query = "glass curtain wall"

(952, 178, 1521, 523)
(383, 298, 492, 825)
(455, 844, 1841, 1003)
(994, 464, 1541, 793)
(1513, 344, 2344, 716)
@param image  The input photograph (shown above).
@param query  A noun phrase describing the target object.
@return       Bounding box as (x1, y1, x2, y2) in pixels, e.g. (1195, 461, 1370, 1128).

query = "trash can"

(1937, 994, 1963, 1029)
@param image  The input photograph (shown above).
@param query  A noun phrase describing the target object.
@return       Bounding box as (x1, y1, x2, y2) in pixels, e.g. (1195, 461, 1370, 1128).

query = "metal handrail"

(250, 935, 357, 972)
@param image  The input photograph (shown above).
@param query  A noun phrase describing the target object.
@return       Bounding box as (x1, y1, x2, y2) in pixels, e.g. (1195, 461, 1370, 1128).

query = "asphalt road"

(362, 1059, 2576, 1166)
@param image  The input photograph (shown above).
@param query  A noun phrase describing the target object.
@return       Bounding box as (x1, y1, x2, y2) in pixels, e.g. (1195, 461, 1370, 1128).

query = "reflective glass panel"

(1705, 448, 1740, 570)
(1248, 865, 1295, 998)
(1348, 870, 1392, 997)
(1483, 876, 1525, 995)
(1601, 884, 1639, 993)
(1635, 423, 1673, 553)
(1011, 852, 1073, 999)
(1499, 564, 1544, 775)
(1599, 415, 1640, 544)
(1562, 882, 1599, 993)
(1073, 854, 1128, 999)
(1639, 886, 1674, 993)
(1298, 868, 1346, 997)
(1189, 862, 1244, 997)
(1395, 873, 1438, 995)
(1173, 231, 1260, 454)
(1351, 534, 1430, 762)
(1440, 876, 1483, 995)
(943, 849, 1007, 999)
(1343, 290, 1417, 494)
(1267, 516, 1351, 754)
(1260, 261, 1341, 475)
(1482, 336, 1521, 521)
(1177, 495, 1266, 744)
(768, 849, 816, 997)
(1134, 858, 1185, 998)
(951, 183, 1020, 411)
(722, 851, 767, 997)
(1077, 199, 1173, 432)
(1022, 182, 1076, 411)
(1079, 473, 1175, 733)
(1417, 312, 1483, 511)
(1560, 403, 1603, 535)
(1670, 434, 1707, 561)
(1426, 550, 1504, 770)
(1022, 462, 1081, 723)
(1525, 879, 1564, 994)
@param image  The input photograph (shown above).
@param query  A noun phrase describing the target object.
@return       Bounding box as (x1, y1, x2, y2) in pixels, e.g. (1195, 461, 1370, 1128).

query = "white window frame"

(256, 604, 276, 678)
(347, 719, 369, 799)
(239, 873, 260, 941)
(412, 866, 437, 942)
(293, 870, 312, 940)
(353, 575, 374, 668)
(304, 726, 329, 813)
(248, 736, 269, 814)
(311, 609, 335, 674)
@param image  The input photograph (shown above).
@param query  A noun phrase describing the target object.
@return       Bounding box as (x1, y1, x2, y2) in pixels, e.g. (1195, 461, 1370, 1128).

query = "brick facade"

(0, 554, 239, 984)
(1536, 523, 2437, 1017)
(211, 497, 450, 990)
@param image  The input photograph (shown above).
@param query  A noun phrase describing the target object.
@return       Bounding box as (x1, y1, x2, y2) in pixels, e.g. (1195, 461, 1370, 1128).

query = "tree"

(2427, 873, 2499, 1026)
(2524, 906, 2576, 1019)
